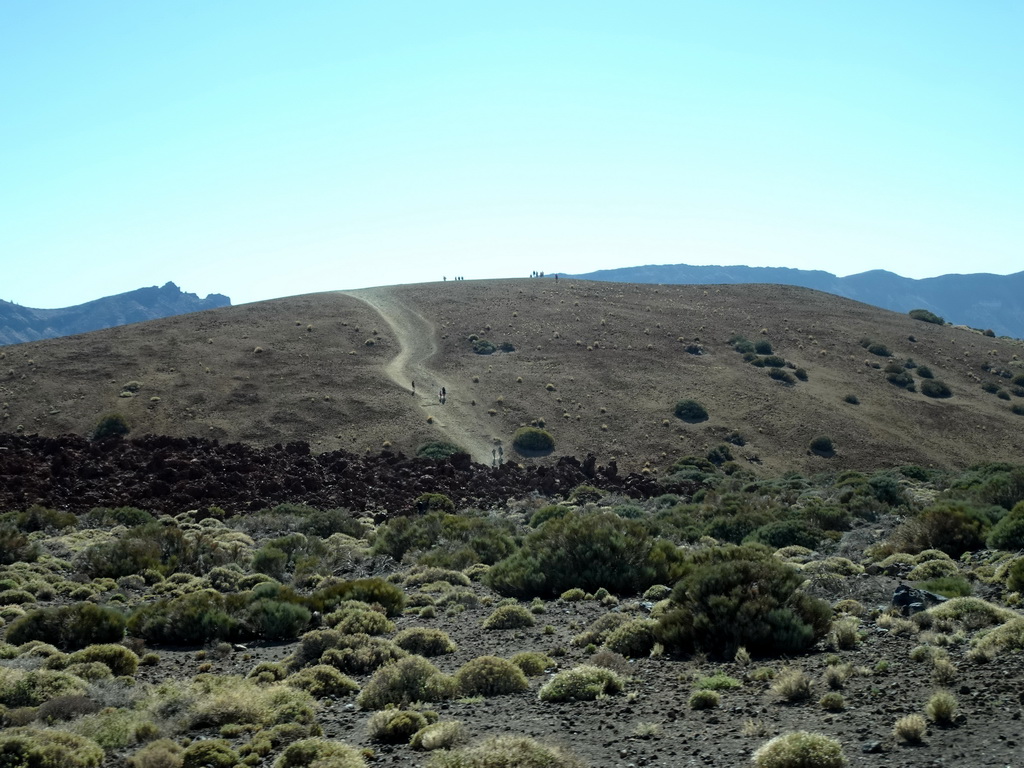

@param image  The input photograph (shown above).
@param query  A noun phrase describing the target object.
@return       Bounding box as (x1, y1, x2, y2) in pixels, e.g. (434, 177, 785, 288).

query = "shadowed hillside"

(2, 279, 1023, 474)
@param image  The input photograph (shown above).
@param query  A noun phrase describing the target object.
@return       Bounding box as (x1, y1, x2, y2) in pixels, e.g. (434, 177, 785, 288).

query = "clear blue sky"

(2, 1, 1021, 307)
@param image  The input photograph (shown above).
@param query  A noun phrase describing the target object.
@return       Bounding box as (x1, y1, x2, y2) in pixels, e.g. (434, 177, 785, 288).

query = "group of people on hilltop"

(442, 276, 466, 281)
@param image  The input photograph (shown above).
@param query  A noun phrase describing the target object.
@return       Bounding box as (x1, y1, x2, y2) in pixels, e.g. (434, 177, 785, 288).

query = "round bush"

(511, 427, 555, 453)
(367, 708, 429, 743)
(357, 655, 457, 710)
(410, 720, 467, 752)
(921, 379, 952, 398)
(602, 619, 657, 658)
(482, 604, 535, 630)
(416, 442, 466, 460)
(0, 728, 103, 768)
(674, 399, 708, 423)
(393, 628, 457, 656)
(92, 413, 130, 441)
(752, 731, 847, 768)
(454, 656, 529, 697)
(809, 436, 834, 455)
(538, 664, 624, 702)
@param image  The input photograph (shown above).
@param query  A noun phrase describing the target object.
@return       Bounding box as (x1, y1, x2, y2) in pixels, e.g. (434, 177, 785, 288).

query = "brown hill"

(2, 279, 1023, 474)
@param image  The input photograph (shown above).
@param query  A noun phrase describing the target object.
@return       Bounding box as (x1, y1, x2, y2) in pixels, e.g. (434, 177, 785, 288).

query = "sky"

(2, 2, 1022, 308)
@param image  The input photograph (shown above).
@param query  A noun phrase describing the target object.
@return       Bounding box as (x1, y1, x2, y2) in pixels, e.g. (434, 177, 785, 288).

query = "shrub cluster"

(654, 546, 832, 658)
(484, 510, 683, 597)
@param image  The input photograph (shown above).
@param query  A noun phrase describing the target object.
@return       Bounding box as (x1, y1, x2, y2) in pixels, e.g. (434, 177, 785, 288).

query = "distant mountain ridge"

(0, 282, 230, 346)
(571, 265, 1024, 339)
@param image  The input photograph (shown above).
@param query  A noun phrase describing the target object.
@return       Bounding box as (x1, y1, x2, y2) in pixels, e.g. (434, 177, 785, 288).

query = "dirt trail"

(341, 287, 499, 465)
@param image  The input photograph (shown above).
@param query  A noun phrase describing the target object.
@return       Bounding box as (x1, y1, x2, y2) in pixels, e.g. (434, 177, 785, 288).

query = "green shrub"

(510, 652, 553, 676)
(454, 656, 529, 697)
(93, 413, 130, 441)
(925, 690, 958, 725)
(538, 664, 624, 702)
(326, 604, 394, 636)
(393, 628, 457, 656)
(247, 599, 312, 640)
(417, 442, 466, 460)
(921, 379, 952, 398)
(415, 493, 456, 513)
(6, 602, 126, 649)
(867, 342, 891, 357)
(485, 510, 682, 597)
(752, 731, 846, 768)
(892, 502, 990, 557)
(843, 394, 859, 405)
(771, 668, 814, 703)
(410, 721, 467, 751)
(65, 644, 138, 676)
(745, 519, 822, 550)
(1007, 559, 1024, 592)
(181, 740, 239, 768)
(14, 505, 78, 532)
(987, 505, 1024, 549)
(529, 505, 570, 527)
(887, 369, 915, 389)
(357, 656, 457, 710)
(769, 368, 796, 384)
(761, 355, 787, 368)
(471, 339, 496, 355)
(128, 738, 184, 768)
(0, 668, 88, 707)
(602, 619, 657, 658)
(809, 436, 834, 455)
(688, 689, 720, 709)
(482, 604, 534, 630)
(674, 399, 708, 423)
(0, 727, 104, 768)
(917, 576, 971, 598)
(0, 526, 40, 565)
(0, 589, 35, 605)
(909, 308, 944, 325)
(511, 427, 555, 453)
(367, 708, 429, 743)
(426, 735, 584, 768)
(127, 590, 233, 644)
(655, 547, 831, 658)
(309, 578, 405, 616)
(694, 673, 742, 690)
(273, 738, 366, 768)
(286, 665, 359, 699)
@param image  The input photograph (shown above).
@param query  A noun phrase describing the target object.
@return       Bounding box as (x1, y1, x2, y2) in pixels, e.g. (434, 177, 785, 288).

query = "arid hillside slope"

(2, 279, 1022, 474)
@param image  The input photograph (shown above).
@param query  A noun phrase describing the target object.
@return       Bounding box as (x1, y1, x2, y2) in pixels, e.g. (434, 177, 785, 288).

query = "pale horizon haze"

(2, 2, 1021, 308)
